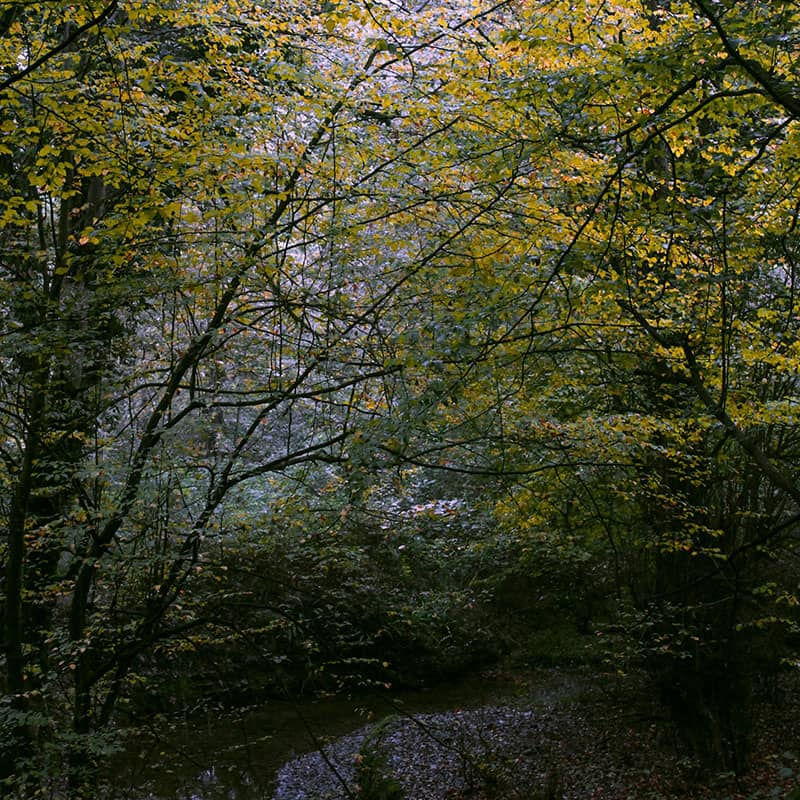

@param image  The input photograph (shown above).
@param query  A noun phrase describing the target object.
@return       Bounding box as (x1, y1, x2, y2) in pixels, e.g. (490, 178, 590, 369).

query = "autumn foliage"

(1, 0, 800, 794)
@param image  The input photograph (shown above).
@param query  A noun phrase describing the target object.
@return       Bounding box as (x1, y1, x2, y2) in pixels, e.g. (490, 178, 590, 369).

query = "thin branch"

(0, 1, 119, 97)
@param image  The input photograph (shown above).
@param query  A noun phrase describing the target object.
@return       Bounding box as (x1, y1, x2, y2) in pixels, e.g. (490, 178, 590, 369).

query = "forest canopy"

(2, 0, 800, 794)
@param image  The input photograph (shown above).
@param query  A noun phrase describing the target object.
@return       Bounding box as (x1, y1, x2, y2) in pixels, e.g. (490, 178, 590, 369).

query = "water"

(109, 671, 528, 799)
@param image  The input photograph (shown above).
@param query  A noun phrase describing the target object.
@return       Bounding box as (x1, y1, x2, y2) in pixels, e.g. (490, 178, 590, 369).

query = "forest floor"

(478, 665, 800, 800)
(272, 665, 800, 800)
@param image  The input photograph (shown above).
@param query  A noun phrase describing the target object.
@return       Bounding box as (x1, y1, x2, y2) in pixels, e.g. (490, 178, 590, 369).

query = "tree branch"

(0, 1, 119, 97)
(692, 0, 800, 119)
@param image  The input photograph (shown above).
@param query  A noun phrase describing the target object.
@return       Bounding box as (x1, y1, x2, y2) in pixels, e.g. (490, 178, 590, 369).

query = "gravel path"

(272, 704, 561, 799)
(272, 668, 800, 800)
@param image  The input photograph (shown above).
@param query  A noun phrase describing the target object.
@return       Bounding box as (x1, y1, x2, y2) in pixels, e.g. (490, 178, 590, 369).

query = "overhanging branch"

(0, 1, 119, 97)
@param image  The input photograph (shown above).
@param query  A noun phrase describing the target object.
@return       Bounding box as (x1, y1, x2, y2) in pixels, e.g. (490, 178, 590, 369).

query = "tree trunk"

(1, 385, 45, 782)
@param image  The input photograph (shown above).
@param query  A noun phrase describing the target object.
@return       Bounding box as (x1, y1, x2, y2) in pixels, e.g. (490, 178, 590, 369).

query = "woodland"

(2, 0, 800, 797)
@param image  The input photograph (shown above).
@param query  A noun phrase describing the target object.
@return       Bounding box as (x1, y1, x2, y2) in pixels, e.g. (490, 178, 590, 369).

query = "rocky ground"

(272, 667, 800, 800)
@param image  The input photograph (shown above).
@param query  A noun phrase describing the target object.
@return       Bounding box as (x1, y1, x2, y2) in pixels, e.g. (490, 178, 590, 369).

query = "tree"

(448, 0, 800, 771)
(5, 0, 800, 791)
(0, 0, 552, 793)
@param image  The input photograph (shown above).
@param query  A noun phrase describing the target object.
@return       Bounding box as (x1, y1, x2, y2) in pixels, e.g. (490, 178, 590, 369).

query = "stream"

(109, 671, 529, 799)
